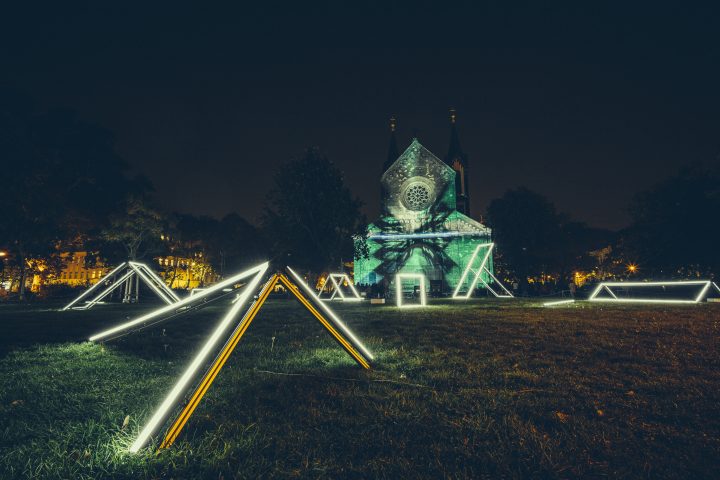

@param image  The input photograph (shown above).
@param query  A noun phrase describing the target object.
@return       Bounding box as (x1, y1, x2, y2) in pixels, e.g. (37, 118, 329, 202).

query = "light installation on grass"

(452, 243, 513, 299)
(317, 273, 363, 301)
(543, 299, 576, 307)
(62, 261, 180, 311)
(89, 262, 372, 452)
(588, 280, 720, 304)
(286, 266, 374, 362)
(88, 263, 269, 342)
(395, 273, 427, 307)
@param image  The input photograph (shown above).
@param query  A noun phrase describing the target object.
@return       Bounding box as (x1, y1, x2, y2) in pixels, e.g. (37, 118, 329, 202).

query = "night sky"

(3, 2, 719, 230)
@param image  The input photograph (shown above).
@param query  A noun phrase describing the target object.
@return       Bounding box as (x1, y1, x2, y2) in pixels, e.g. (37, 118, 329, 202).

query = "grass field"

(0, 296, 719, 479)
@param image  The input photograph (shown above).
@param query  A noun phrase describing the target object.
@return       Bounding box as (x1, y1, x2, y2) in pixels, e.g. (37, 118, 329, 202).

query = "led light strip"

(588, 280, 720, 304)
(129, 262, 181, 302)
(543, 299, 575, 307)
(319, 274, 363, 301)
(368, 231, 488, 240)
(62, 262, 129, 310)
(137, 269, 372, 451)
(128, 263, 176, 305)
(452, 243, 514, 299)
(128, 263, 269, 452)
(63, 261, 181, 311)
(395, 273, 427, 308)
(89, 263, 270, 342)
(80, 269, 137, 309)
(287, 267, 374, 361)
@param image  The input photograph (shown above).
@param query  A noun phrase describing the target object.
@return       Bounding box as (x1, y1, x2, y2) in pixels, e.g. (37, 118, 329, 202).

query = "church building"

(354, 110, 494, 294)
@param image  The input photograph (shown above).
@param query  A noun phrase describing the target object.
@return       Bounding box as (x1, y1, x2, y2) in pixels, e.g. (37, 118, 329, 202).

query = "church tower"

(382, 115, 399, 173)
(444, 108, 470, 215)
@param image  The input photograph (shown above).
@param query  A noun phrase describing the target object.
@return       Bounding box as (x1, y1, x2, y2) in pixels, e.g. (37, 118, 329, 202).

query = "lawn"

(0, 297, 719, 479)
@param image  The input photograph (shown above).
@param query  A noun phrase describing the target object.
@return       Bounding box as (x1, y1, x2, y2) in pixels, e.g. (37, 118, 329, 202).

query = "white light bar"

(89, 262, 270, 342)
(368, 231, 487, 240)
(61, 262, 128, 310)
(395, 273, 427, 308)
(129, 261, 180, 303)
(286, 267, 374, 361)
(452, 243, 513, 299)
(588, 280, 720, 304)
(62, 261, 181, 311)
(128, 262, 269, 452)
(543, 299, 576, 307)
(319, 274, 363, 301)
(128, 263, 176, 305)
(81, 269, 137, 309)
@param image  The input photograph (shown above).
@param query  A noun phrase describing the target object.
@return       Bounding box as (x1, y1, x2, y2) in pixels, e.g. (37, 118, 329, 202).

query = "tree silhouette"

(262, 148, 366, 273)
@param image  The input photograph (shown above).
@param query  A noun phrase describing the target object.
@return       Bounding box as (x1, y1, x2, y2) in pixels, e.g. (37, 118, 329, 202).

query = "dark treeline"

(487, 165, 720, 293)
(1, 89, 718, 300)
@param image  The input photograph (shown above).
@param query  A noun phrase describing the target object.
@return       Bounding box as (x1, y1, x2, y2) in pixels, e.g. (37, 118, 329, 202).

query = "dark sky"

(2, 2, 719, 230)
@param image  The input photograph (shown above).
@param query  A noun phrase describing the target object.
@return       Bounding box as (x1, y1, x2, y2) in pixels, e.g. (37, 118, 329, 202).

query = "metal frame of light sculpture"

(395, 273, 427, 308)
(588, 280, 720, 304)
(89, 262, 373, 452)
(62, 261, 180, 311)
(452, 242, 514, 299)
(317, 273, 363, 301)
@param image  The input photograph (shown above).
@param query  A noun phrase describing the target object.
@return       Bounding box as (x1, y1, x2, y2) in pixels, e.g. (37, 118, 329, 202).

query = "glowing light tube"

(128, 263, 269, 452)
(588, 280, 719, 304)
(89, 262, 269, 342)
(128, 263, 176, 305)
(81, 270, 137, 309)
(130, 262, 181, 302)
(452, 243, 513, 299)
(62, 262, 128, 310)
(286, 267, 374, 361)
(319, 274, 363, 301)
(395, 273, 427, 308)
(543, 299, 575, 307)
(369, 231, 488, 240)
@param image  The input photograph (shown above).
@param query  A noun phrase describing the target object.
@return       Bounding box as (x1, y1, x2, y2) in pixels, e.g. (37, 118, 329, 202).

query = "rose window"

(403, 183, 432, 210)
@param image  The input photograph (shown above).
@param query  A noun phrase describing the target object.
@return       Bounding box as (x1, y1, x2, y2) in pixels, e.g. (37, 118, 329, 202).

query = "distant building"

(156, 253, 218, 290)
(39, 251, 216, 292)
(54, 252, 109, 288)
(354, 111, 493, 294)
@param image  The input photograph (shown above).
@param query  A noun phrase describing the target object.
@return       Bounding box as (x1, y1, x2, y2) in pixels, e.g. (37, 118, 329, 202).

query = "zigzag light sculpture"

(317, 273, 363, 301)
(87, 262, 373, 452)
(588, 280, 720, 304)
(395, 273, 427, 308)
(452, 242, 513, 299)
(62, 261, 180, 311)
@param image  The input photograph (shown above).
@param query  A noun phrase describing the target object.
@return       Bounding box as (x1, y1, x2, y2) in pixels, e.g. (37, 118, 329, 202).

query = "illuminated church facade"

(354, 111, 493, 293)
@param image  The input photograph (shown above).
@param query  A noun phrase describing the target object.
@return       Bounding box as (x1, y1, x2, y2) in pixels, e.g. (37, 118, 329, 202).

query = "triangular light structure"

(62, 261, 180, 311)
(87, 262, 373, 452)
(588, 280, 720, 304)
(317, 273, 363, 301)
(452, 242, 513, 299)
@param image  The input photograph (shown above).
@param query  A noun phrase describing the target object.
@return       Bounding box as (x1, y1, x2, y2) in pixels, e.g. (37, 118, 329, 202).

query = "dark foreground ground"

(0, 297, 719, 479)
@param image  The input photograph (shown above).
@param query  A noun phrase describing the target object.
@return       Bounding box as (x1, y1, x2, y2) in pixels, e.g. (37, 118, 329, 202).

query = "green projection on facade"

(355, 138, 493, 294)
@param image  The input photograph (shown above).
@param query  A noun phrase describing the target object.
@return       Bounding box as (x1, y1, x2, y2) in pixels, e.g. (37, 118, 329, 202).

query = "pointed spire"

(383, 115, 399, 173)
(444, 108, 471, 216)
(446, 108, 462, 161)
